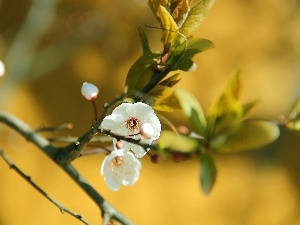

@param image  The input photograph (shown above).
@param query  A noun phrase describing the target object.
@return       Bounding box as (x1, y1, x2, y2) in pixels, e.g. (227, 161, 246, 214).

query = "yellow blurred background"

(0, 0, 300, 224)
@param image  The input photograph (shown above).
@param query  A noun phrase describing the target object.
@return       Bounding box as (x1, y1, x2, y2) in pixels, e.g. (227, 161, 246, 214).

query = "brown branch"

(55, 95, 125, 164)
(0, 111, 134, 225)
(0, 149, 90, 225)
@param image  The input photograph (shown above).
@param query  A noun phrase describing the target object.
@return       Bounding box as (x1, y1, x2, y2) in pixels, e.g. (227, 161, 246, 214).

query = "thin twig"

(0, 111, 135, 225)
(36, 123, 74, 132)
(48, 135, 113, 143)
(56, 95, 125, 163)
(0, 149, 91, 225)
(102, 213, 111, 225)
(100, 129, 157, 150)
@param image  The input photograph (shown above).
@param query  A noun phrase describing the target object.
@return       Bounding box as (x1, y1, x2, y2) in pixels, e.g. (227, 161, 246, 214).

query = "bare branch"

(0, 111, 135, 225)
(56, 95, 125, 164)
(0, 149, 91, 225)
(36, 123, 74, 132)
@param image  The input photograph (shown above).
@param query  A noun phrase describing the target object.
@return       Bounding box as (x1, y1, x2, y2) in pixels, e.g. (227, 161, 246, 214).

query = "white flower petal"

(120, 152, 141, 186)
(123, 141, 150, 158)
(104, 174, 122, 191)
(100, 102, 161, 158)
(100, 150, 142, 191)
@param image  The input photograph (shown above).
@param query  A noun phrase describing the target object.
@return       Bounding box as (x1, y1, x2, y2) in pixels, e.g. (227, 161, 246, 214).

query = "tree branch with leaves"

(0, 0, 299, 224)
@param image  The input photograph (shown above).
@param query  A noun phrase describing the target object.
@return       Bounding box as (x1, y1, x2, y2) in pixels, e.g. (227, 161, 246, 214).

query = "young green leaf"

(145, 85, 181, 112)
(242, 100, 259, 117)
(138, 27, 152, 56)
(180, 0, 215, 36)
(125, 55, 155, 93)
(287, 97, 300, 130)
(175, 88, 207, 135)
(206, 70, 243, 138)
(200, 153, 217, 195)
(157, 6, 179, 49)
(180, 38, 214, 58)
(148, 0, 169, 23)
(175, 59, 197, 71)
(172, 38, 214, 71)
(159, 73, 181, 87)
(171, 0, 191, 27)
(216, 120, 280, 153)
(158, 130, 199, 153)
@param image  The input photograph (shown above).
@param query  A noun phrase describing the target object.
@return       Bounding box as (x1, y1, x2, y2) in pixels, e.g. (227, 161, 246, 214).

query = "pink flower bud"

(81, 82, 99, 100)
(115, 140, 124, 149)
(140, 123, 154, 139)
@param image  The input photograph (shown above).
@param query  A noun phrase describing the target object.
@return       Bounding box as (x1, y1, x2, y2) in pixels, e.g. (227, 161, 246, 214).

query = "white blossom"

(100, 102, 161, 158)
(81, 82, 99, 100)
(100, 150, 142, 191)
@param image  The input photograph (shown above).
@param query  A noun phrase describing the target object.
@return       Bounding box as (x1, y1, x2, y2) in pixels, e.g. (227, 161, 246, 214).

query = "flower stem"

(91, 100, 98, 121)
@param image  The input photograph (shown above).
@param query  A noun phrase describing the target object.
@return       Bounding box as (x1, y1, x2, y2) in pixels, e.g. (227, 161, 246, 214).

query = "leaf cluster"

(122, 0, 285, 194)
(158, 71, 280, 194)
(125, 0, 214, 103)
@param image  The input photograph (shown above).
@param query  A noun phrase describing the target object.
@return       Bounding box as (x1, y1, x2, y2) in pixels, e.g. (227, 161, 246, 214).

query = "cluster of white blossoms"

(100, 102, 161, 191)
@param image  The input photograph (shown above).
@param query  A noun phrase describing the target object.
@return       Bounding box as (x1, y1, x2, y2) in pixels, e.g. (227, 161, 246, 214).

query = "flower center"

(112, 156, 123, 165)
(125, 117, 140, 132)
(110, 156, 123, 170)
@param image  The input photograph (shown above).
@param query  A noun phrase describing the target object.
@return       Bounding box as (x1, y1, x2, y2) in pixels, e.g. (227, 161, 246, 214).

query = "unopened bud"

(172, 152, 185, 163)
(81, 82, 99, 100)
(115, 140, 124, 149)
(177, 125, 189, 135)
(150, 155, 160, 164)
(0, 60, 5, 77)
(140, 123, 154, 139)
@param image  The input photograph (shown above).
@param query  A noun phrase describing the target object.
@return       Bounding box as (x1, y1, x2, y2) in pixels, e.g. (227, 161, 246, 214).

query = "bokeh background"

(0, 0, 300, 224)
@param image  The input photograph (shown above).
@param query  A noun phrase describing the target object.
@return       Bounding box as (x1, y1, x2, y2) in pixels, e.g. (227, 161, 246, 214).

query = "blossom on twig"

(100, 149, 142, 191)
(100, 102, 161, 158)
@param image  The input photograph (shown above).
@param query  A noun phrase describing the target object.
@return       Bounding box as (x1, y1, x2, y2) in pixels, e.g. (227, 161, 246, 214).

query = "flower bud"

(0, 60, 5, 77)
(172, 152, 185, 163)
(81, 82, 99, 100)
(150, 154, 160, 164)
(140, 123, 154, 139)
(115, 140, 124, 149)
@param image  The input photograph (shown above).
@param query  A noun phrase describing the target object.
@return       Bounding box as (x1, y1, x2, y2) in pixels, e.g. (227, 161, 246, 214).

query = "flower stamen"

(125, 117, 140, 132)
(110, 156, 123, 171)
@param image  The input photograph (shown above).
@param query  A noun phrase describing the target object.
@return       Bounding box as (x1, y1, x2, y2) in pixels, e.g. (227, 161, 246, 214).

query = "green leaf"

(175, 88, 207, 135)
(148, 0, 192, 28)
(183, 38, 214, 59)
(180, 0, 215, 36)
(158, 130, 199, 153)
(148, 0, 169, 22)
(145, 85, 181, 112)
(125, 55, 155, 93)
(172, 38, 214, 71)
(206, 70, 243, 137)
(175, 59, 197, 71)
(125, 27, 160, 93)
(170, 0, 191, 27)
(159, 73, 181, 87)
(287, 97, 300, 130)
(242, 100, 259, 117)
(216, 120, 280, 153)
(200, 153, 217, 195)
(157, 6, 179, 48)
(138, 27, 152, 56)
